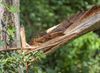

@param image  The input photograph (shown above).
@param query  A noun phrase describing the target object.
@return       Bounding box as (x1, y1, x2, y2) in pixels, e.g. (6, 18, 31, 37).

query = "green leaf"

(0, 40, 5, 47)
(8, 6, 19, 13)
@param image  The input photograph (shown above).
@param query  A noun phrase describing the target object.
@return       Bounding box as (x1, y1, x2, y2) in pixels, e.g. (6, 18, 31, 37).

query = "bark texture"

(29, 6, 100, 54)
(0, 0, 20, 49)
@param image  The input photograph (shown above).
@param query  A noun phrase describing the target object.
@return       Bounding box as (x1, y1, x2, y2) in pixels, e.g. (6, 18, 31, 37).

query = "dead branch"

(29, 6, 100, 54)
(0, 6, 100, 55)
(0, 6, 100, 67)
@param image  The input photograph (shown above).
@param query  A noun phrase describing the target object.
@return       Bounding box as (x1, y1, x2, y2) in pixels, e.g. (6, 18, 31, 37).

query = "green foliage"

(0, 0, 100, 73)
(0, 50, 46, 73)
(20, 0, 100, 73)
(21, 0, 100, 40)
(7, 25, 16, 43)
(0, 40, 5, 47)
(7, 5, 19, 13)
(0, 1, 19, 13)
(40, 32, 100, 73)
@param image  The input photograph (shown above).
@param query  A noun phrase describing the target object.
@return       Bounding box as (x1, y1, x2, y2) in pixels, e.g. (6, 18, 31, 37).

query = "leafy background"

(20, 0, 100, 73)
(0, 0, 100, 73)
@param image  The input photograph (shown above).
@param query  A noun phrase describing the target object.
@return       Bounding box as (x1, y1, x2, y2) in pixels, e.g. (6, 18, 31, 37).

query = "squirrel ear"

(94, 29, 100, 36)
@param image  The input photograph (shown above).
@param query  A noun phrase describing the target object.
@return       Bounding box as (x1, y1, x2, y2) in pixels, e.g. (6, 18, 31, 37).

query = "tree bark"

(0, 0, 21, 49)
(29, 6, 100, 54)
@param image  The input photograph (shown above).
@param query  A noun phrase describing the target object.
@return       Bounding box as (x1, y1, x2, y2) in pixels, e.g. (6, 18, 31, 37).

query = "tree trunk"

(0, 0, 21, 49)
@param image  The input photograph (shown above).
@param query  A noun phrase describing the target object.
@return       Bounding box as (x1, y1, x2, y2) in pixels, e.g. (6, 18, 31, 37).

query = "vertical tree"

(0, 0, 21, 49)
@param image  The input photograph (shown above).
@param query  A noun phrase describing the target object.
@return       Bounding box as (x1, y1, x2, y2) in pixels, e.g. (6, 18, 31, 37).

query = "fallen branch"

(29, 6, 100, 54)
(0, 6, 100, 68)
(0, 6, 100, 55)
(27, 6, 100, 65)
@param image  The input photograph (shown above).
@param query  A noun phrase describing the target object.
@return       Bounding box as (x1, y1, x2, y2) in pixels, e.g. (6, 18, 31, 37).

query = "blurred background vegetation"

(20, 0, 100, 73)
